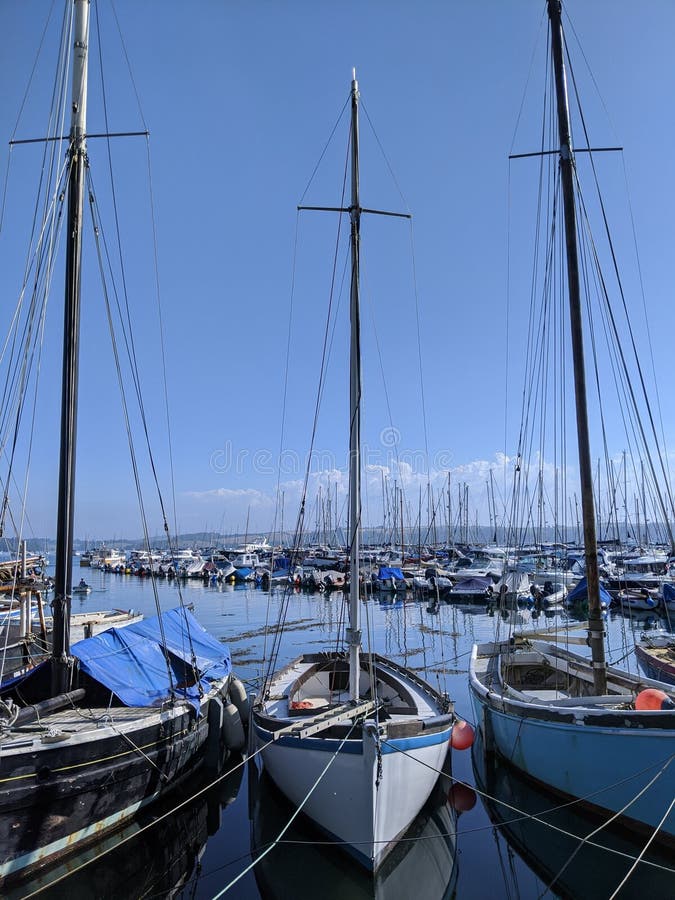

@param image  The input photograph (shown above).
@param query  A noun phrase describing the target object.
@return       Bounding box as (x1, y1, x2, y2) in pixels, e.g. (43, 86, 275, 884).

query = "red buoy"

(448, 782, 477, 813)
(450, 719, 475, 750)
(635, 688, 674, 711)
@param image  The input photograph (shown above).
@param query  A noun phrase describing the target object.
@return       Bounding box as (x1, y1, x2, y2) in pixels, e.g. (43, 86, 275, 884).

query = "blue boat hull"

(470, 691, 675, 839)
(469, 641, 675, 844)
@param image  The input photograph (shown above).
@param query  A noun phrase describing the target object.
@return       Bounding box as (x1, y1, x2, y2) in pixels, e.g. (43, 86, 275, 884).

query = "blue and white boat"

(252, 73, 454, 871)
(469, 638, 675, 840)
(372, 565, 406, 593)
(564, 575, 612, 610)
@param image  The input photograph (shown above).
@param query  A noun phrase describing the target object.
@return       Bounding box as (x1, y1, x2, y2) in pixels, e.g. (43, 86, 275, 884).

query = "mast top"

(70, 0, 90, 142)
(352, 68, 358, 91)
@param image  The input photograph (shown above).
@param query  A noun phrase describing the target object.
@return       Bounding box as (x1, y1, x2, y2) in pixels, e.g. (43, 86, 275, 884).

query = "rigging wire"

(87, 179, 175, 695)
(0, 4, 72, 550)
(88, 6, 202, 677)
(564, 35, 675, 540)
(0, 0, 58, 235)
(212, 724, 359, 898)
(261, 162, 351, 686)
(87, 7, 200, 678)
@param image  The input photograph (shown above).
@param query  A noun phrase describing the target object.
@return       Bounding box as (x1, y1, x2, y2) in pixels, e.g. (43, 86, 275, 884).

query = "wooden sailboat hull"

(635, 640, 675, 686)
(0, 681, 231, 887)
(253, 653, 452, 870)
(469, 643, 675, 844)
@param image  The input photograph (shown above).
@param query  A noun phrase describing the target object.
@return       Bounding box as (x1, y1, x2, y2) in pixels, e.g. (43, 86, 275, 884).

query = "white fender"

(229, 676, 250, 723)
(222, 702, 245, 753)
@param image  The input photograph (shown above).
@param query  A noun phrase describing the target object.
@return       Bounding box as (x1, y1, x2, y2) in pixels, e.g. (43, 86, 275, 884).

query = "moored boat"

(635, 633, 675, 685)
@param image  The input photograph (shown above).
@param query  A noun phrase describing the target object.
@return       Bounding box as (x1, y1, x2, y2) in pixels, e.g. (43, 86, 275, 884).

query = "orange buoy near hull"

(635, 688, 675, 711)
(450, 720, 475, 750)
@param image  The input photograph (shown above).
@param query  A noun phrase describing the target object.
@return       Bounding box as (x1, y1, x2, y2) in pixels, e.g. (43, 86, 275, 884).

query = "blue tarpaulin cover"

(663, 583, 675, 604)
(566, 576, 613, 607)
(377, 566, 404, 580)
(71, 607, 231, 710)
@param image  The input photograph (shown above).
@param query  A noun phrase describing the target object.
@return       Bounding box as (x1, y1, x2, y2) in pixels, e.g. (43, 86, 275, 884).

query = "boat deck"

(264, 654, 446, 722)
(0, 702, 190, 755)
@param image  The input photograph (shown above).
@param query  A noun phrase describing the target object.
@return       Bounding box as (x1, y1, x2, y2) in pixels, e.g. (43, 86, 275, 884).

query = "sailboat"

(0, 1, 240, 887)
(251, 72, 455, 871)
(469, 0, 675, 846)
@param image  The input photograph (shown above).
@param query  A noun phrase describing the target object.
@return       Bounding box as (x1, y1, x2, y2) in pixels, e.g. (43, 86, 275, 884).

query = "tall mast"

(347, 69, 362, 701)
(52, 0, 90, 695)
(489, 468, 497, 544)
(447, 471, 451, 550)
(548, 0, 606, 692)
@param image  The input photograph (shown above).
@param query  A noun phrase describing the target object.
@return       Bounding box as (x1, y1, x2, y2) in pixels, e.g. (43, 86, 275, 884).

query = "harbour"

(1, 0, 675, 896)
(10, 550, 669, 898)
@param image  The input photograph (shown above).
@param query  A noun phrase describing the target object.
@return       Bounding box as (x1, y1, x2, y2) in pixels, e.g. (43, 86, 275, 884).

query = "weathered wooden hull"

(0, 682, 230, 888)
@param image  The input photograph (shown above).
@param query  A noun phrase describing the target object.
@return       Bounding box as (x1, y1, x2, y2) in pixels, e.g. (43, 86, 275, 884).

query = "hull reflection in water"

(8, 761, 244, 899)
(472, 736, 675, 898)
(250, 763, 459, 899)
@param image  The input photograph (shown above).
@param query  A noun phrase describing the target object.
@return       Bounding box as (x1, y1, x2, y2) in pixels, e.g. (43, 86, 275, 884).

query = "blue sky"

(0, 1, 674, 541)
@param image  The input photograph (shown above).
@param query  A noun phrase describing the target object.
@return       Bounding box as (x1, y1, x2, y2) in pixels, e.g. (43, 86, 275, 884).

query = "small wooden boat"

(635, 634, 675, 685)
(72, 580, 92, 594)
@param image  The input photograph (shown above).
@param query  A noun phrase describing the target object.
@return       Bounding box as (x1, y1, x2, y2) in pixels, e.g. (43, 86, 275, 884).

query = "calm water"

(26, 561, 675, 899)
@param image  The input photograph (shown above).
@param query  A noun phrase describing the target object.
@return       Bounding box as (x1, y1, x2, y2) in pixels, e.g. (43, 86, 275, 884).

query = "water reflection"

(46, 566, 675, 897)
(471, 735, 675, 898)
(250, 762, 460, 900)
(15, 761, 244, 900)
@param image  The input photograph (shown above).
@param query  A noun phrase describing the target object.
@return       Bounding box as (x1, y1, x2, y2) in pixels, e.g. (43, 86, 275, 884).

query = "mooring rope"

(381, 739, 675, 877)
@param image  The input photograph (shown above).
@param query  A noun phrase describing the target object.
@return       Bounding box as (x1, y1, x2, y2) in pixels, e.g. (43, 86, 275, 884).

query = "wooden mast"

(347, 69, 362, 702)
(52, 0, 90, 696)
(547, 0, 607, 693)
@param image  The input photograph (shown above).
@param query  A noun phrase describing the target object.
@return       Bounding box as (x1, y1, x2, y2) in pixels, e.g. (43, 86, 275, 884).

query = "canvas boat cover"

(71, 607, 231, 710)
(566, 576, 613, 607)
(494, 572, 530, 594)
(377, 566, 405, 580)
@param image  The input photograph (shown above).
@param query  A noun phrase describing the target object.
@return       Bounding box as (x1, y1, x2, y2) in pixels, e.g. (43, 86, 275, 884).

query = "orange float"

(635, 689, 674, 711)
(450, 719, 475, 750)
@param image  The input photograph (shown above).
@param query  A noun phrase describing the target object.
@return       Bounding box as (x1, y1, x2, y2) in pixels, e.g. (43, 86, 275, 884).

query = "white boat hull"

(254, 721, 449, 869)
(253, 653, 452, 869)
